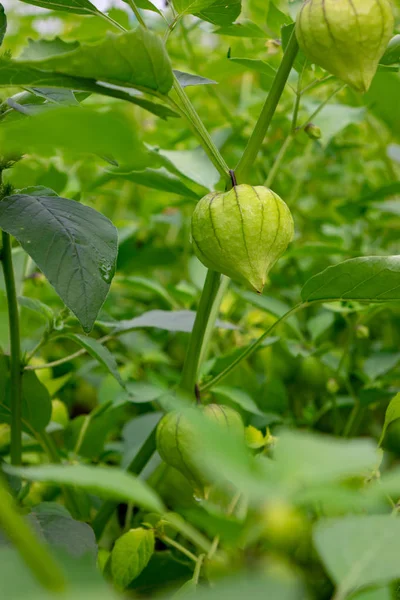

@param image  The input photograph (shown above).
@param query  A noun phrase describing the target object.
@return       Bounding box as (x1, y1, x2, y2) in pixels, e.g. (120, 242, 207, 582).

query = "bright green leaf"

(301, 256, 400, 304)
(5, 464, 164, 513)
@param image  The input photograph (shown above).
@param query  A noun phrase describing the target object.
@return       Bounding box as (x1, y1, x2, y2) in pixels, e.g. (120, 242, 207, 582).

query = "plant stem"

(92, 424, 157, 540)
(235, 29, 299, 182)
(36, 430, 82, 519)
(161, 534, 199, 562)
(180, 270, 222, 396)
(170, 78, 230, 180)
(193, 554, 205, 584)
(200, 303, 307, 391)
(0, 476, 66, 592)
(97, 10, 126, 32)
(125, 0, 146, 27)
(1, 231, 22, 465)
(265, 134, 294, 188)
(24, 334, 112, 370)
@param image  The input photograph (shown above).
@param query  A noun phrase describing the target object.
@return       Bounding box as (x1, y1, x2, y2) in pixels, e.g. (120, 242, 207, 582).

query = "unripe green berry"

(156, 404, 244, 491)
(326, 378, 340, 395)
(356, 324, 370, 339)
(51, 399, 69, 428)
(304, 123, 322, 140)
(191, 184, 294, 293)
(296, 0, 394, 93)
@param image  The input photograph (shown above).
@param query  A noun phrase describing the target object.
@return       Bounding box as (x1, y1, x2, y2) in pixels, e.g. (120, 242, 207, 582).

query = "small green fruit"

(51, 399, 69, 428)
(111, 528, 154, 590)
(296, 0, 394, 93)
(191, 184, 294, 293)
(156, 404, 244, 491)
(304, 123, 321, 140)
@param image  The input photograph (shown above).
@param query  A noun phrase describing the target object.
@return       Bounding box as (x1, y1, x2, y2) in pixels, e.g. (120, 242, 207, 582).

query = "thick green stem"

(92, 425, 157, 540)
(235, 29, 299, 182)
(0, 476, 66, 592)
(180, 269, 222, 395)
(1, 231, 22, 465)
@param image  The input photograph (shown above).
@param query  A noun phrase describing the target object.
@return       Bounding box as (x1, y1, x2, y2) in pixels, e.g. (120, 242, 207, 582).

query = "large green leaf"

(18, 28, 173, 95)
(301, 256, 400, 303)
(5, 464, 164, 513)
(195, 0, 241, 25)
(274, 430, 377, 487)
(18, 0, 100, 14)
(0, 60, 177, 118)
(173, 0, 216, 16)
(0, 107, 148, 168)
(0, 193, 118, 332)
(314, 516, 400, 597)
(28, 503, 97, 559)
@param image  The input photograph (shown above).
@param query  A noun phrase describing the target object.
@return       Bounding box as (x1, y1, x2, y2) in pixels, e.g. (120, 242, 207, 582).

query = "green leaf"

(314, 516, 400, 597)
(18, 28, 173, 95)
(0, 4, 6, 48)
(228, 57, 276, 82)
(274, 430, 377, 487)
(19, 38, 80, 61)
(378, 392, 400, 446)
(0, 357, 52, 435)
(365, 73, 400, 137)
(0, 107, 148, 168)
(111, 528, 155, 589)
(0, 60, 177, 118)
(95, 167, 199, 198)
(106, 310, 236, 333)
(0, 193, 118, 332)
(350, 588, 392, 600)
(18, 0, 100, 15)
(213, 386, 265, 415)
(28, 503, 97, 558)
(195, 0, 241, 26)
(305, 102, 366, 144)
(363, 352, 400, 381)
(380, 35, 400, 66)
(5, 464, 164, 513)
(156, 147, 220, 189)
(173, 70, 217, 88)
(63, 334, 126, 391)
(214, 20, 267, 37)
(131, 0, 162, 14)
(301, 256, 400, 304)
(173, 0, 215, 16)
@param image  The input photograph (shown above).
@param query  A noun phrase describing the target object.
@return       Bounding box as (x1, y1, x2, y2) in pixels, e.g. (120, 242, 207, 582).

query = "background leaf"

(17, 29, 173, 95)
(314, 516, 400, 597)
(5, 464, 164, 513)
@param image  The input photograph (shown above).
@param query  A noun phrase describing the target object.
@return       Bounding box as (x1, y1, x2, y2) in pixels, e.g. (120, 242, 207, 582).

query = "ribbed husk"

(156, 405, 244, 490)
(191, 184, 294, 293)
(296, 0, 394, 92)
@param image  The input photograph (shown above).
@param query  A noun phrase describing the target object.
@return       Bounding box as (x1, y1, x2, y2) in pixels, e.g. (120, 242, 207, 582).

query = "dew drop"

(99, 260, 114, 284)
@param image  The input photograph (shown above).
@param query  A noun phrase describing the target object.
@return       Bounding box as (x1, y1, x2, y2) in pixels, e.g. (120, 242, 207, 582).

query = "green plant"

(0, 1, 399, 599)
